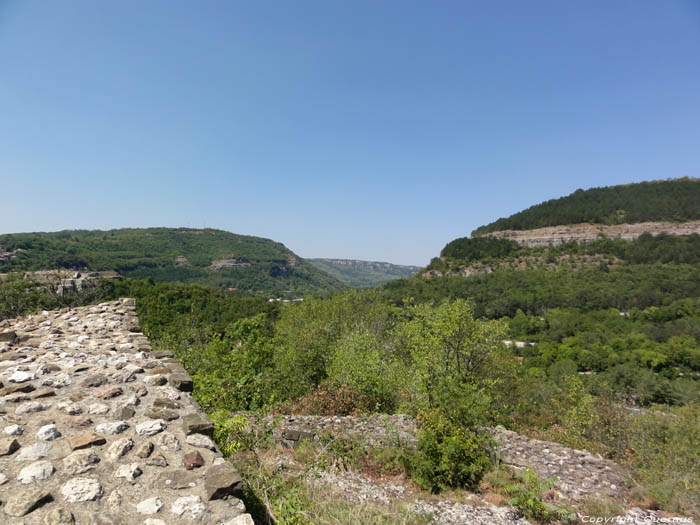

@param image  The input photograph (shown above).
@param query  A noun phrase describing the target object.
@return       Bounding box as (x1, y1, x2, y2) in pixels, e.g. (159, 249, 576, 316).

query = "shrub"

(504, 468, 575, 523)
(408, 409, 492, 492)
(630, 403, 700, 518)
(274, 385, 377, 416)
(327, 329, 401, 412)
(210, 410, 249, 456)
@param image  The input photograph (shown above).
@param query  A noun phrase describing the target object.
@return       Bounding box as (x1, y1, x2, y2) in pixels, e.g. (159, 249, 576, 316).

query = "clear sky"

(1, 1, 699, 265)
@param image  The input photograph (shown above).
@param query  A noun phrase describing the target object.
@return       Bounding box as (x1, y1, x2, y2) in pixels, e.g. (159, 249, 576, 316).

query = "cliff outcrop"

(483, 220, 700, 247)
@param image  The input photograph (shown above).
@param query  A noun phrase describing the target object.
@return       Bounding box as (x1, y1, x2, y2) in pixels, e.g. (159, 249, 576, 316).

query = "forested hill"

(386, 177, 700, 318)
(309, 258, 421, 287)
(0, 228, 344, 296)
(473, 178, 700, 235)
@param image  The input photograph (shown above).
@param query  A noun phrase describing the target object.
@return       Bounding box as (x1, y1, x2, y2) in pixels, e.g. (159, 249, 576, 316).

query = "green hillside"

(308, 258, 421, 287)
(383, 179, 700, 415)
(473, 177, 700, 235)
(0, 228, 343, 296)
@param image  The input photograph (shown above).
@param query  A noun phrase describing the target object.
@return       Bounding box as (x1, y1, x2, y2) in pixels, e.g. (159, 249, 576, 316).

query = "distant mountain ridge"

(473, 177, 700, 236)
(309, 258, 421, 287)
(0, 228, 344, 296)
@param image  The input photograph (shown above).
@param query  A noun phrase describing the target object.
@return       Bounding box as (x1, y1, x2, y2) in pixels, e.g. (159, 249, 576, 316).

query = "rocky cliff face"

(0, 299, 252, 524)
(483, 220, 700, 246)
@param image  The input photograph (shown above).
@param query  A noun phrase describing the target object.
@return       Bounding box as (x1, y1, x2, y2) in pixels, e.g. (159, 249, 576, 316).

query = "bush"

(274, 385, 377, 416)
(504, 469, 575, 523)
(408, 409, 492, 492)
(327, 329, 401, 412)
(630, 403, 700, 518)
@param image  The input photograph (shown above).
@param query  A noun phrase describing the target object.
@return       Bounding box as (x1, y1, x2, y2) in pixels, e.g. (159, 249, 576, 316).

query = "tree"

(394, 299, 508, 426)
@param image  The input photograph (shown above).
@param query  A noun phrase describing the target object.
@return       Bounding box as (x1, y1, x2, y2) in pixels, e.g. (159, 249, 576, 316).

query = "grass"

(231, 448, 431, 525)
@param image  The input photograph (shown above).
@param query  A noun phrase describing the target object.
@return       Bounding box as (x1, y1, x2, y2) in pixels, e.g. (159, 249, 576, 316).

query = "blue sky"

(1, 1, 699, 265)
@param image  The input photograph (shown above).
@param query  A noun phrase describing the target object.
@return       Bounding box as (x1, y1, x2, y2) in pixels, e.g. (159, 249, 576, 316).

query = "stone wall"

(0, 299, 252, 525)
(269, 415, 626, 503)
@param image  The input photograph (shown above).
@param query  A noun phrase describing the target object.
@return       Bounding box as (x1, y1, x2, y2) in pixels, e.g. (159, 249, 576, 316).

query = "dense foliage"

(473, 177, 700, 234)
(0, 273, 111, 320)
(0, 228, 343, 296)
(433, 231, 700, 269)
(3, 271, 699, 517)
(440, 236, 520, 261)
(387, 263, 700, 318)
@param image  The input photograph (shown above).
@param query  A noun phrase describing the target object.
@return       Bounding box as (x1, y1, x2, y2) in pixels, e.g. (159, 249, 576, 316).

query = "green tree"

(393, 299, 508, 426)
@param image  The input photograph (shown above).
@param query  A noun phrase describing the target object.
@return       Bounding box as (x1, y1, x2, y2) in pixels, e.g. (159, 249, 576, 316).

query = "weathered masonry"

(0, 299, 252, 525)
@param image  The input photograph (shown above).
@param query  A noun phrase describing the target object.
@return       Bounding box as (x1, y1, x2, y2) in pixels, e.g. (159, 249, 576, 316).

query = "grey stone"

(170, 373, 193, 392)
(136, 419, 167, 436)
(156, 431, 181, 451)
(114, 405, 135, 419)
(2, 392, 30, 403)
(156, 470, 199, 489)
(186, 433, 217, 451)
(205, 462, 243, 500)
(37, 423, 61, 441)
(137, 496, 163, 515)
(61, 477, 103, 502)
(106, 489, 123, 513)
(144, 374, 167, 386)
(18, 460, 55, 483)
(95, 420, 129, 435)
(171, 495, 206, 519)
(182, 413, 214, 436)
(146, 407, 180, 421)
(0, 436, 20, 455)
(1, 382, 36, 394)
(8, 370, 35, 383)
(88, 403, 110, 415)
(16, 442, 52, 461)
(152, 398, 181, 410)
(155, 385, 180, 400)
(146, 453, 168, 467)
(134, 440, 154, 458)
(42, 372, 72, 387)
(32, 387, 57, 399)
(95, 386, 123, 399)
(16, 400, 51, 415)
(224, 515, 255, 525)
(81, 374, 108, 387)
(42, 507, 75, 524)
(115, 462, 142, 480)
(107, 437, 134, 459)
(63, 450, 100, 475)
(0, 330, 18, 343)
(4, 487, 53, 517)
(3, 424, 22, 435)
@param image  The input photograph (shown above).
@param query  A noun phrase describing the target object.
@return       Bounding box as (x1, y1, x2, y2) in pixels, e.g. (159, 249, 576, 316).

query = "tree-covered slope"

(308, 258, 421, 287)
(388, 177, 700, 317)
(473, 177, 700, 235)
(0, 228, 344, 296)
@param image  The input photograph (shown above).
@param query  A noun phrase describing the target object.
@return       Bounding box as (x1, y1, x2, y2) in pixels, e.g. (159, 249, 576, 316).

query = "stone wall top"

(267, 415, 627, 504)
(0, 299, 252, 525)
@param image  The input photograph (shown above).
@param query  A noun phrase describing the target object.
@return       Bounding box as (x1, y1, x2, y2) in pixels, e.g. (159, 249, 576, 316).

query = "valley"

(1, 178, 699, 523)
